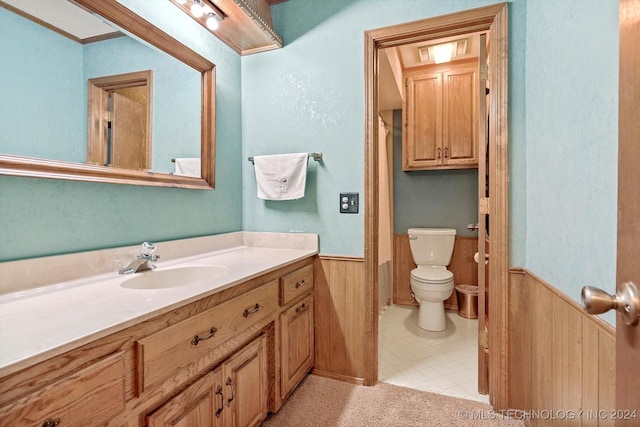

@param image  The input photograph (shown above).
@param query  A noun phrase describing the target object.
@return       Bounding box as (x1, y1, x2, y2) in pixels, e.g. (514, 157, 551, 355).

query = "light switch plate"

(340, 193, 359, 214)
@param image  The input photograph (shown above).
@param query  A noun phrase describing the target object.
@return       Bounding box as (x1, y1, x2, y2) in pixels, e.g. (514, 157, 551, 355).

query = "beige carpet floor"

(262, 375, 524, 427)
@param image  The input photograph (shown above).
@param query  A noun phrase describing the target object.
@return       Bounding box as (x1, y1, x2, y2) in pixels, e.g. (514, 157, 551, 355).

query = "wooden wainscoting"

(393, 235, 478, 310)
(313, 256, 366, 384)
(508, 269, 616, 427)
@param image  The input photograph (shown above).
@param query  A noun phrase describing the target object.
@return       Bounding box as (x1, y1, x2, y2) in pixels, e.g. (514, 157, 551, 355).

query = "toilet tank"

(407, 228, 456, 267)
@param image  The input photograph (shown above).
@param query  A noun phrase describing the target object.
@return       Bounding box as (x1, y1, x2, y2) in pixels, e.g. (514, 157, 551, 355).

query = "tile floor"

(378, 304, 490, 403)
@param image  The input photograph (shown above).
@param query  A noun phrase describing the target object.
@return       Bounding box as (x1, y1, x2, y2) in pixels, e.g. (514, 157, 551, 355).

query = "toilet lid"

(410, 267, 453, 283)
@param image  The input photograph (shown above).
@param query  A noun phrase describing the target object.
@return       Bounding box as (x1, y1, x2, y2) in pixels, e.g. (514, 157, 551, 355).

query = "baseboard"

(311, 369, 364, 385)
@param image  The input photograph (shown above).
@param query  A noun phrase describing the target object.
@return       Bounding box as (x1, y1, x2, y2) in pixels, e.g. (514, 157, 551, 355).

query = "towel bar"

(248, 152, 323, 164)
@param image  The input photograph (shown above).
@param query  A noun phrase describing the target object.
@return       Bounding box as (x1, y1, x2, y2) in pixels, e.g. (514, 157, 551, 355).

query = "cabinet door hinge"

(479, 197, 490, 214)
(479, 330, 489, 349)
(480, 64, 489, 82)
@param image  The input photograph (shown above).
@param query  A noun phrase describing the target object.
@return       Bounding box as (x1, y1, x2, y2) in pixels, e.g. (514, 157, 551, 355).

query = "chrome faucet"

(119, 242, 160, 274)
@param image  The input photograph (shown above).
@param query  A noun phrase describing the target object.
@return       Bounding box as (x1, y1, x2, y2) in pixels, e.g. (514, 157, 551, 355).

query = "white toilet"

(408, 227, 456, 331)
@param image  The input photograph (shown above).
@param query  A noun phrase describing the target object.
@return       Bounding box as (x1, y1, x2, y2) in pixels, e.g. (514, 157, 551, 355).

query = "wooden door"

(403, 73, 442, 170)
(443, 67, 477, 167)
(476, 33, 489, 395)
(280, 295, 314, 399)
(616, 0, 640, 423)
(223, 335, 268, 427)
(111, 91, 148, 170)
(146, 368, 223, 427)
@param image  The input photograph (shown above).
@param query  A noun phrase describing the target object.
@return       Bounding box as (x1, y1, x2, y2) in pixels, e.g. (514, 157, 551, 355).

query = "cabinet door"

(280, 295, 314, 399)
(146, 367, 224, 427)
(442, 67, 477, 167)
(223, 335, 268, 427)
(403, 73, 442, 170)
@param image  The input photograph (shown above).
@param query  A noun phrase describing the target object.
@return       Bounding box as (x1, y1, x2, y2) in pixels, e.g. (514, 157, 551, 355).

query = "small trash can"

(455, 285, 479, 319)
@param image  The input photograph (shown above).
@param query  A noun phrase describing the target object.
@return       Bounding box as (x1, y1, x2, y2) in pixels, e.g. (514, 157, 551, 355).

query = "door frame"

(363, 3, 510, 408)
(616, 0, 640, 419)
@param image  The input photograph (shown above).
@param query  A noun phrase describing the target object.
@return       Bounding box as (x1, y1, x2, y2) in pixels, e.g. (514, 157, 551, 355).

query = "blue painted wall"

(0, 1, 243, 261)
(0, 8, 85, 162)
(391, 110, 479, 236)
(1, 0, 620, 326)
(241, 0, 527, 258)
(525, 0, 618, 323)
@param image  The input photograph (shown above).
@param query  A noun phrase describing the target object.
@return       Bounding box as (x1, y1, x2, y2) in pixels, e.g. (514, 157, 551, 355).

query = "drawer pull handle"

(191, 326, 218, 346)
(437, 147, 442, 159)
(444, 147, 449, 159)
(43, 419, 61, 427)
(295, 279, 306, 288)
(215, 385, 224, 418)
(226, 377, 235, 407)
(243, 303, 261, 318)
(295, 303, 308, 314)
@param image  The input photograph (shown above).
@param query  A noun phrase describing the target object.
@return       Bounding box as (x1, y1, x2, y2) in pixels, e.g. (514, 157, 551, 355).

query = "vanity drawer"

(136, 279, 279, 393)
(0, 352, 125, 427)
(280, 264, 313, 306)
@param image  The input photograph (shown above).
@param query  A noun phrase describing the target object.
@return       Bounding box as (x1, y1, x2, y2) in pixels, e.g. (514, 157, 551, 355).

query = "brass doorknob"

(581, 281, 640, 325)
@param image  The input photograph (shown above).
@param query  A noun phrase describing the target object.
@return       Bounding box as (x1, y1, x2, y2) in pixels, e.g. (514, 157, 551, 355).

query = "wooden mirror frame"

(0, 0, 216, 190)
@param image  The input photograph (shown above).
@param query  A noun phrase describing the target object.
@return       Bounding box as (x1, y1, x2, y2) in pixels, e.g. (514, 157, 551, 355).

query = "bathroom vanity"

(0, 232, 317, 426)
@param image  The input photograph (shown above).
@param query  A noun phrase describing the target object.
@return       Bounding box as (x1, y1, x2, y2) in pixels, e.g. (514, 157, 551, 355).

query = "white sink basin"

(120, 265, 229, 290)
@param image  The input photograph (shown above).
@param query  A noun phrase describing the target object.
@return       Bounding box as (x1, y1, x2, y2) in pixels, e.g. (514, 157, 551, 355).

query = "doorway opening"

(364, 3, 509, 409)
(87, 70, 152, 170)
(377, 30, 489, 403)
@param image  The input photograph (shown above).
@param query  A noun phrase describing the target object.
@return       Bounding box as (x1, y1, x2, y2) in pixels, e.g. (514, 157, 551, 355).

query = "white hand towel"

(174, 158, 201, 177)
(253, 153, 308, 200)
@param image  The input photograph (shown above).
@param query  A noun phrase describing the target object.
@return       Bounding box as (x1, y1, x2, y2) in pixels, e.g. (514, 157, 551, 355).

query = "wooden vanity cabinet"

(0, 257, 314, 427)
(279, 265, 314, 400)
(0, 352, 126, 427)
(146, 367, 224, 427)
(146, 335, 268, 427)
(280, 294, 314, 399)
(403, 59, 478, 171)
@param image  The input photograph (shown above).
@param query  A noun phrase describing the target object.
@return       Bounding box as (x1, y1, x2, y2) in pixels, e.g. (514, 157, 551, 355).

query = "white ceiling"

(2, 0, 116, 39)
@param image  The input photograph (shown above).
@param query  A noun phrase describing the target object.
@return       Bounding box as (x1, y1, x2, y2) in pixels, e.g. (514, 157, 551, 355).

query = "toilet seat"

(410, 267, 453, 284)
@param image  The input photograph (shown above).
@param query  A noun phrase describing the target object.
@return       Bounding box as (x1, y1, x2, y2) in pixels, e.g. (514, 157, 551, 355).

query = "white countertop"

(0, 232, 317, 377)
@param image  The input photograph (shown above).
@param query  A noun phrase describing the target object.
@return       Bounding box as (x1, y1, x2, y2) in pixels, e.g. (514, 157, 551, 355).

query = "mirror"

(0, 0, 216, 190)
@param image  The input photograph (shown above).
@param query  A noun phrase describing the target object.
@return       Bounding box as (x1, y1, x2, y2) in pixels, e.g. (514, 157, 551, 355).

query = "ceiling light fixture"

(190, 0, 204, 18)
(206, 12, 222, 30)
(171, 0, 227, 32)
(433, 43, 453, 64)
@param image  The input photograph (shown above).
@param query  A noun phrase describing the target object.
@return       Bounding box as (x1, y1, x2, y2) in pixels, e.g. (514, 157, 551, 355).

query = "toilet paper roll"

(474, 252, 489, 265)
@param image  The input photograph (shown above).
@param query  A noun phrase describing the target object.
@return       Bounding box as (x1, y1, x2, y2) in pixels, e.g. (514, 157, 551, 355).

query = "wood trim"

(313, 257, 366, 384)
(87, 71, 153, 170)
(508, 269, 617, 425)
(525, 269, 615, 339)
(365, 3, 510, 401)
(318, 255, 365, 263)
(0, 0, 216, 190)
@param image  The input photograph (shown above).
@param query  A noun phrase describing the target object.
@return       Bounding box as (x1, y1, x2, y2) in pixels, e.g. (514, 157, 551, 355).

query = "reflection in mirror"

(0, 0, 216, 189)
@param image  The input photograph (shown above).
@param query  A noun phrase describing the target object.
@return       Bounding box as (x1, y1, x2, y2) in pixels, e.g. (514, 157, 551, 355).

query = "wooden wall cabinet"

(0, 258, 314, 427)
(403, 59, 478, 171)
